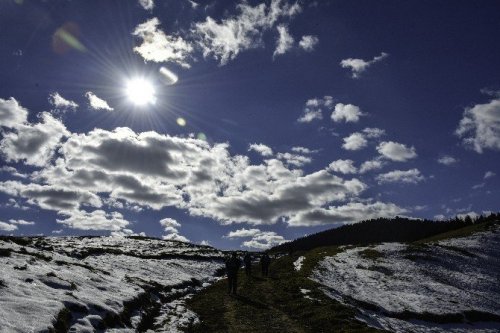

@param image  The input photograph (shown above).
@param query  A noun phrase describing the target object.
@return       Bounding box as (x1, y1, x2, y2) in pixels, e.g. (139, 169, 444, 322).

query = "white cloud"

(225, 228, 261, 238)
(227, 228, 287, 249)
(359, 159, 384, 173)
(48, 92, 78, 111)
(133, 18, 193, 68)
(472, 183, 485, 190)
(0, 97, 28, 129)
(328, 159, 357, 174)
(291, 146, 317, 154)
(159, 217, 181, 229)
(0, 112, 69, 166)
(273, 24, 294, 57)
(193, 0, 301, 65)
(0, 221, 18, 231)
(248, 143, 273, 157)
(342, 132, 367, 151)
(297, 96, 333, 123)
(331, 103, 364, 123)
(162, 233, 190, 242)
(276, 152, 311, 167)
(85, 92, 113, 111)
(362, 127, 385, 138)
(138, 0, 154, 10)
(340, 52, 388, 78)
(298, 35, 318, 52)
(456, 97, 500, 153)
(376, 169, 424, 184)
(9, 219, 35, 225)
(377, 141, 417, 162)
(484, 171, 496, 179)
(56, 210, 129, 231)
(288, 201, 407, 227)
(437, 155, 459, 166)
(160, 217, 189, 242)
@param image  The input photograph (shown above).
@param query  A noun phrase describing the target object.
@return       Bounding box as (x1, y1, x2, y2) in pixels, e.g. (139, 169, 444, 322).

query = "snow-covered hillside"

(0, 236, 224, 332)
(312, 225, 500, 333)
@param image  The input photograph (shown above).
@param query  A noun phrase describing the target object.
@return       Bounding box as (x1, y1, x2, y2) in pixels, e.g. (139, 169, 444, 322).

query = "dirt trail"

(220, 274, 306, 333)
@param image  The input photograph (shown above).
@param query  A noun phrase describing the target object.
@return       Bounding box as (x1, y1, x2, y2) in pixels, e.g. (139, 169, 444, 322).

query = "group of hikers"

(225, 252, 271, 295)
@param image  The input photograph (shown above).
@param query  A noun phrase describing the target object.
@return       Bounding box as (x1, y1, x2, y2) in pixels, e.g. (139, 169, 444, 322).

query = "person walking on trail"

(261, 253, 271, 277)
(243, 253, 252, 276)
(225, 252, 241, 295)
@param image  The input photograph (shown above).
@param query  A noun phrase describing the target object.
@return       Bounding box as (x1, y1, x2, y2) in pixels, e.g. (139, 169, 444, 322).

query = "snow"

(0, 236, 224, 332)
(311, 226, 500, 332)
(293, 256, 305, 271)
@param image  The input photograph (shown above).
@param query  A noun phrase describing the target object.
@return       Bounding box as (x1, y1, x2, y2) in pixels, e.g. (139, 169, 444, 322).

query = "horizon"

(1, 0, 499, 250)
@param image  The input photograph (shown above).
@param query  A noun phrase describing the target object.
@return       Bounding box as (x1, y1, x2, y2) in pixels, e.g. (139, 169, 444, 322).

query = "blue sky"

(0, 0, 499, 249)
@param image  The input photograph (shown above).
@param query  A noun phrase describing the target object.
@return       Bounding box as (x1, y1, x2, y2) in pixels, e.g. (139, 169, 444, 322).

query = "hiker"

(225, 252, 241, 295)
(243, 253, 252, 276)
(260, 253, 271, 277)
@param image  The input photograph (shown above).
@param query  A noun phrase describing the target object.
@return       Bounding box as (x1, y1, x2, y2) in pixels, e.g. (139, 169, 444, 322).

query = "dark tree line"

(270, 213, 500, 253)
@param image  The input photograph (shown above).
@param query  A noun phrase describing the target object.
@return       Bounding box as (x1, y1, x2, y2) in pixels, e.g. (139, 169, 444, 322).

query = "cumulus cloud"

(340, 52, 388, 78)
(342, 132, 367, 151)
(56, 210, 129, 231)
(359, 159, 384, 173)
(138, 0, 154, 10)
(226, 228, 287, 249)
(0, 112, 69, 166)
(193, 0, 301, 65)
(437, 155, 459, 166)
(484, 171, 496, 179)
(328, 159, 357, 174)
(288, 201, 407, 226)
(159, 217, 189, 242)
(85, 92, 113, 111)
(48, 92, 78, 112)
(456, 97, 500, 153)
(377, 141, 417, 162)
(248, 143, 273, 157)
(1, 98, 406, 228)
(376, 168, 424, 184)
(276, 152, 311, 167)
(133, 18, 193, 68)
(0, 221, 17, 232)
(298, 35, 318, 52)
(0, 97, 28, 129)
(297, 96, 333, 123)
(331, 103, 364, 123)
(273, 24, 294, 57)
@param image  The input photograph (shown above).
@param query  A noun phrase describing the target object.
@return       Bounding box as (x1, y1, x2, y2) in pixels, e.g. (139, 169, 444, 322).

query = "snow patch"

(294, 256, 305, 271)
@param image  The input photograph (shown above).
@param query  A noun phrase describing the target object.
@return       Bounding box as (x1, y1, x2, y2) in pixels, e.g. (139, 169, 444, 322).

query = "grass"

(185, 247, 383, 333)
(358, 249, 383, 261)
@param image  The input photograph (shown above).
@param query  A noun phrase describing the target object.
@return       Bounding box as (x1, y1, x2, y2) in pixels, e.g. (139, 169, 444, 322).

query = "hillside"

(0, 236, 224, 332)
(270, 214, 500, 253)
(312, 223, 500, 332)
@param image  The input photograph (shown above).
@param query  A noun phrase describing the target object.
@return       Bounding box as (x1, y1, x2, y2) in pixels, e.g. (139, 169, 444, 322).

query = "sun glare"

(125, 78, 156, 106)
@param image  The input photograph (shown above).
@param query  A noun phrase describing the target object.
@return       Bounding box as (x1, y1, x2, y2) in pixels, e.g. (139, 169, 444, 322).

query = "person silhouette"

(225, 252, 242, 295)
(243, 253, 252, 276)
(260, 253, 271, 277)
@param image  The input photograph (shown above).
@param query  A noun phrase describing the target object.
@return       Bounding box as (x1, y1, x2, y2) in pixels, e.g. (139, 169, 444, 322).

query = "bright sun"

(125, 78, 156, 106)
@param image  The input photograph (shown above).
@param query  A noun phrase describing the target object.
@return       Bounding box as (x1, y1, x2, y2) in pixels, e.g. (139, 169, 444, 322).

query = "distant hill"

(270, 213, 500, 253)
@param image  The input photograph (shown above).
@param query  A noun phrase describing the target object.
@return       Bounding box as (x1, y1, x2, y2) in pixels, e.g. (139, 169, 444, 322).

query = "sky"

(0, 0, 499, 250)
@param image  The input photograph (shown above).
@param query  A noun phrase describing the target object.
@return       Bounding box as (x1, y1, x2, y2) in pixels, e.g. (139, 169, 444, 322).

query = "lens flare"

(176, 117, 186, 126)
(125, 78, 156, 106)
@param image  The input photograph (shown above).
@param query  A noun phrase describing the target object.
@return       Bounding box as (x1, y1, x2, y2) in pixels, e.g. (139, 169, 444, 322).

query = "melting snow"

(0, 236, 223, 332)
(312, 225, 500, 332)
(294, 256, 305, 271)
